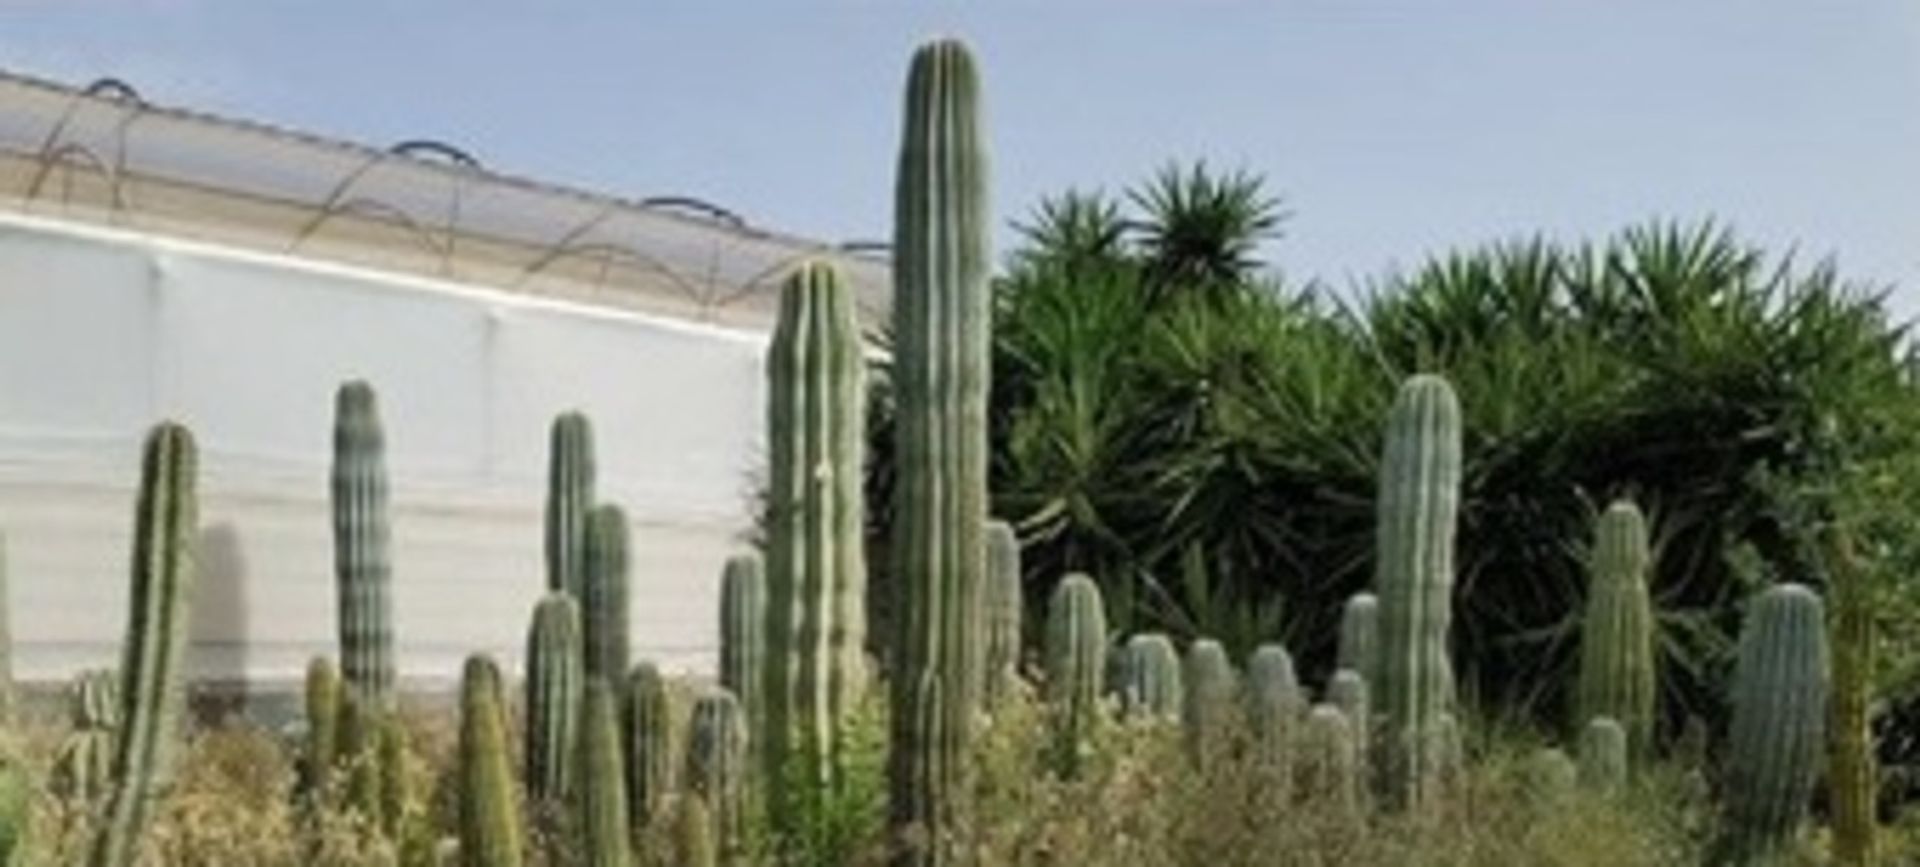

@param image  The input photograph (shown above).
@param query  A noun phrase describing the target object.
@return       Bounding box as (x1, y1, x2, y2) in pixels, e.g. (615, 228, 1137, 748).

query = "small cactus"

(1246, 644, 1303, 797)
(1301, 704, 1361, 821)
(546, 412, 596, 598)
(72, 668, 119, 730)
(90, 422, 199, 867)
(1719, 583, 1828, 864)
(1578, 716, 1627, 796)
(674, 793, 717, 867)
(1118, 633, 1183, 721)
(458, 655, 523, 867)
(624, 662, 674, 831)
(1043, 574, 1106, 776)
(1521, 747, 1578, 804)
(574, 679, 631, 867)
(1182, 639, 1235, 766)
(582, 504, 631, 686)
(719, 553, 764, 770)
(301, 656, 342, 801)
(687, 690, 747, 860)
(981, 520, 1024, 705)
(526, 592, 584, 803)
(1575, 500, 1656, 758)
(1337, 592, 1378, 676)
(51, 729, 113, 804)
(1326, 669, 1370, 773)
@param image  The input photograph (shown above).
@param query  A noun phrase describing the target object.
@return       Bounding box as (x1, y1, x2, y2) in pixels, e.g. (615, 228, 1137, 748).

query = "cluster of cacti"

(763, 258, 870, 799)
(886, 37, 992, 864)
(52, 669, 118, 803)
(1717, 583, 1829, 864)
(719, 553, 764, 769)
(89, 422, 198, 867)
(1578, 716, 1627, 796)
(332, 381, 396, 711)
(981, 520, 1023, 706)
(1371, 374, 1462, 812)
(458, 655, 524, 867)
(1043, 574, 1106, 776)
(582, 503, 631, 685)
(1118, 633, 1183, 721)
(1576, 500, 1656, 759)
(687, 690, 746, 860)
(624, 662, 675, 830)
(575, 678, 631, 867)
(1181, 639, 1235, 765)
(525, 592, 584, 804)
(546, 411, 596, 598)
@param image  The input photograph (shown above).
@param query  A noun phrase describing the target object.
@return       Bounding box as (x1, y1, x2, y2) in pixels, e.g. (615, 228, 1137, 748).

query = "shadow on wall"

(192, 522, 248, 722)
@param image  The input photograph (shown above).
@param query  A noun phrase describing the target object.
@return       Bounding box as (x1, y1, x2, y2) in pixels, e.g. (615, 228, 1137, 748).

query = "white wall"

(0, 213, 768, 688)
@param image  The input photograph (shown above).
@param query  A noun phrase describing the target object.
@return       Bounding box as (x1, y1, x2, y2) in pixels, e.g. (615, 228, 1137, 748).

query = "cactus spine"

(526, 592, 584, 803)
(981, 520, 1023, 705)
(1246, 645, 1303, 782)
(302, 656, 342, 800)
(575, 678, 631, 867)
(687, 690, 747, 861)
(546, 411, 596, 598)
(1372, 374, 1461, 811)
(624, 662, 674, 831)
(887, 38, 992, 864)
(89, 422, 198, 867)
(458, 655, 523, 867)
(1043, 574, 1106, 776)
(719, 553, 764, 772)
(332, 381, 395, 710)
(1119, 633, 1183, 721)
(1576, 500, 1656, 758)
(1578, 716, 1627, 796)
(764, 260, 869, 795)
(1719, 583, 1829, 864)
(582, 504, 631, 684)
(1337, 592, 1377, 675)
(1182, 639, 1235, 766)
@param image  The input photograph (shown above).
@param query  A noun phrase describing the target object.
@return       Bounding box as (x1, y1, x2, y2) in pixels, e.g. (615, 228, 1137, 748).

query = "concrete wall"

(0, 212, 768, 692)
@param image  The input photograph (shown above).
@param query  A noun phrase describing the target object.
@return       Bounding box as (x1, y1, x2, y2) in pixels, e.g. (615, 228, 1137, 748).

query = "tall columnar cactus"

(575, 678, 631, 867)
(624, 662, 674, 831)
(981, 520, 1024, 705)
(719, 553, 764, 770)
(1182, 639, 1235, 766)
(458, 655, 523, 867)
(687, 690, 746, 860)
(887, 38, 991, 864)
(764, 259, 869, 795)
(1302, 704, 1361, 821)
(1246, 644, 1303, 795)
(1118, 633, 1183, 721)
(1576, 500, 1656, 758)
(1043, 574, 1106, 776)
(89, 422, 198, 867)
(582, 504, 631, 685)
(1326, 669, 1371, 774)
(1372, 374, 1461, 812)
(1578, 716, 1627, 796)
(332, 381, 395, 710)
(302, 656, 343, 800)
(526, 592, 584, 803)
(1337, 592, 1378, 676)
(1719, 583, 1829, 864)
(546, 411, 596, 598)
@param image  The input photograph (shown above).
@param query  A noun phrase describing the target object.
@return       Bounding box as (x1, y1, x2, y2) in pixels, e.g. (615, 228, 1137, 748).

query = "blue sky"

(4, 2, 1919, 313)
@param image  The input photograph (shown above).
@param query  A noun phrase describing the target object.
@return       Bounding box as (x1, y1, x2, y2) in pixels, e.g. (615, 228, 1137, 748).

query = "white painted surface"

(0, 213, 769, 688)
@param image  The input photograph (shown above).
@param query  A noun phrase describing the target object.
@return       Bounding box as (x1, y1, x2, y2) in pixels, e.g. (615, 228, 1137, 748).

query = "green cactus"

(526, 592, 584, 803)
(687, 690, 747, 861)
(1575, 500, 1656, 759)
(546, 411, 596, 598)
(1043, 574, 1106, 777)
(575, 678, 631, 867)
(624, 662, 674, 833)
(675, 793, 717, 867)
(719, 553, 764, 773)
(1718, 583, 1829, 865)
(1326, 669, 1370, 775)
(764, 259, 869, 797)
(887, 38, 992, 864)
(1337, 592, 1377, 676)
(337, 690, 383, 824)
(1182, 639, 1235, 766)
(1578, 716, 1627, 796)
(0, 759, 26, 866)
(1302, 704, 1361, 821)
(1521, 748, 1578, 804)
(52, 729, 114, 804)
(73, 668, 119, 730)
(88, 422, 198, 867)
(1246, 644, 1303, 788)
(332, 380, 396, 710)
(1118, 633, 1183, 721)
(458, 655, 523, 867)
(981, 520, 1024, 706)
(302, 656, 342, 801)
(582, 504, 631, 685)
(1372, 374, 1461, 812)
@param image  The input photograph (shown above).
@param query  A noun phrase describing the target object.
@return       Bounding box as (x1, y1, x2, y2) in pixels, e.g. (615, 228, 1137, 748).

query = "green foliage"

(332, 380, 395, 711)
